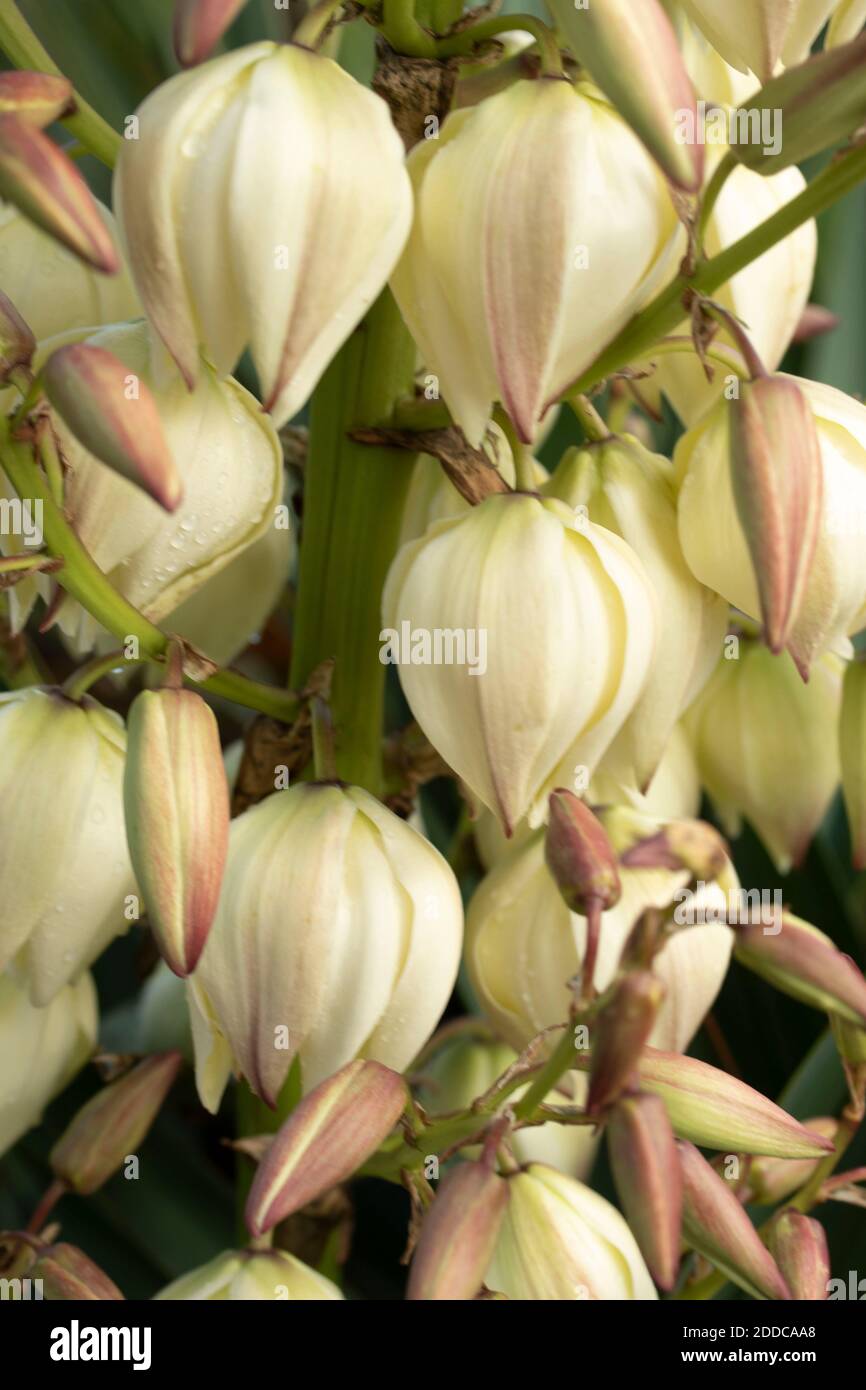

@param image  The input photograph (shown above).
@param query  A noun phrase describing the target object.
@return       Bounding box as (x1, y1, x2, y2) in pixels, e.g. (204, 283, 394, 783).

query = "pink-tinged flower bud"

(383, 494, 657, 834)
(685, 643, 842, 872)
(639, 1047, 835, 1158)
(545, 790, 621, 915)
(588, 973, 666, 1115)
(50, 1052, 182, 1194)
(246, 1060, 407, 1236)
(155, 1248, 343, 1300)
(0, 966, 97, 1158)
(608, 1093, 682, 1291)
(682, 0, 836, 79)
(0, 688, 136, 1005)
(677, 377, 866, 675)
(124, 687, 229, 977)
(391, 77, 681, 446)
(466, 819, 734, 1057)
(547, 0, 703, 190)
(43, 343, 182, 512)
(767, 1210, 831, 1300)
(0, 115, 119, 272)
(747, 1118, 839, 1203)
(190, 782, 463, 1109)
(678, 1140, 791, 1299)
(408, 1161, 510, 1301)
(612, 812, 729, 881)
(31, 1242, 124, 1300)
(545, 440, 728, 792)
(841, 659, 866, 869)
(114, 43, 411, 426)
(732, 33, 866, 174)
(173, 0, 250, 66)
(0, 71, 74, 127)
(729, 375, 823, 655)
(0, 286, 34, 381)
(486, 1164, 657, 1300)
(8, 320, 283, 651)
(733, 911, 866, 1025)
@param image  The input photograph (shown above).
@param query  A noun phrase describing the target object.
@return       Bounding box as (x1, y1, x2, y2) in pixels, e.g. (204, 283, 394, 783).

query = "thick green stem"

(437, 14, 564, 77)
(0, 0, 122, 168)
(381, 0, 437, 57)
(289, 289, 418, 795)
(566, 141, 866, 398)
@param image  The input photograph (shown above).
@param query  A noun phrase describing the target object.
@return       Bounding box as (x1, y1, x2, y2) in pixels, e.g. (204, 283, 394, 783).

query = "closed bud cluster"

(466, 814, 736, 1056)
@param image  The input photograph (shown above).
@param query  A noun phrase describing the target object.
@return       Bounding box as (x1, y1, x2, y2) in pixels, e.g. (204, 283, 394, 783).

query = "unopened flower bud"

(732, 33, 866, 174)
(545, 790, 621, 915)
(0, 688, 136, 1004)
(0, 114, 119, 271)
(747, 1118, 839, 1203)
(155, 1248, 343, 1300)
(767, 1210, 831, 1301)
(733, 912, 866, 1025)
(682, 0, 836, 79)
(246, 1060, 407, 1236)
(588, 973, 666, 1115)
(124, 686, 229, 976)
(617, 815, 730, 881)
(115, 43, 411, 426)
(43, 342, 181, 511)
(678, 1140, 791, 1300)
(391, 77, 680, 445)
(607, 1093, 682, 1291)
(685, 642, 842, 872)
(0, 286, 35, 382)
(545, 439, 727, 790)
(486, 1164, 657, 1300)
(840, 659, 866, 869)
(191, 782, 462, 1109)
(467, 822, 733, 1055)
(0, 967, 97, 1158)
(729, 375, 823, 654)
(547, 0, 703, 190)
(383, 494, 657, 833)
(173, 0, 251, 66)
(31, 1242, 124, 1300)
(0, 71, 74, 127)
(677, 376, 866, 675)
(639, 1047, 835, 1158)
(50, 1051, 182, 1194)
(408, 1161, 510, 1301)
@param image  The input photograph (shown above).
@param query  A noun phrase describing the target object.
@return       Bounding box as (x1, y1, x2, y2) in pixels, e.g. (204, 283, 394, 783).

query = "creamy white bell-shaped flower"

(2, 320, 283, 647)
(155, 1248, 343, 1301)
(487, 1164, 657, 1300)
(676, 376, 866, 671)
(675, 9, 763, 104)
(114, 42, 412, 426)
(681, 0, 837, 78)
(398, 423, 519, 547)
(190, 782, 463, 1109)
(0, 202, 139, 343)
(391, 78, 680, 446)
(641, 153, 815, 428)
(685, 642, 842, 872)
(544, 439, 727, 789)
(0, 965, 97, 1157)
(0, 688, 135, 1005)
(384, 493, 657, 834)
(466, 821, 735, 1055)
